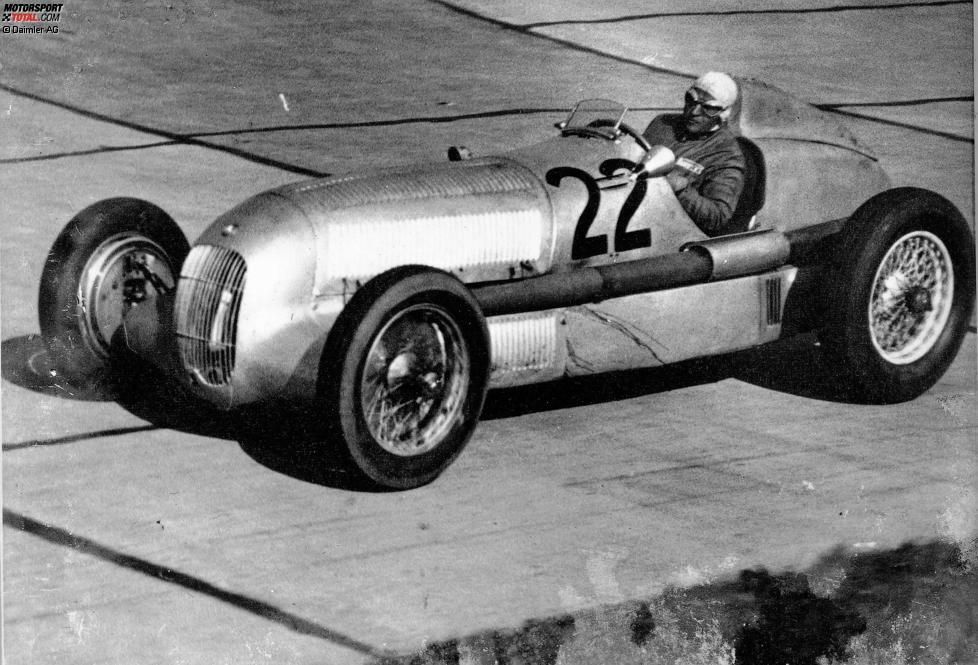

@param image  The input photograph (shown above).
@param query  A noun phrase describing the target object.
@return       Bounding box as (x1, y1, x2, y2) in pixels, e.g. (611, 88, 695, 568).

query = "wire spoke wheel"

(320, 266, 490, 489)
(825, 188, 974, 403)
(868, 230, 953, 365)
(78, 233, 177, 359)
(361, 304, 469, 456)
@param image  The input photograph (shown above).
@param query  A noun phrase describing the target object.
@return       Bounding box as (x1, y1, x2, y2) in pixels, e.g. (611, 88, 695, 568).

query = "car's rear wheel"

(823, 187, 975, 402)
(319, 266, 490, 489)
(38, 198, 189, 394)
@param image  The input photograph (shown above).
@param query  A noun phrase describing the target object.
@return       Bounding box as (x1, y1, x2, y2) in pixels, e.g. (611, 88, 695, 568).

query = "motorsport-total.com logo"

(2, 3, 64, 34)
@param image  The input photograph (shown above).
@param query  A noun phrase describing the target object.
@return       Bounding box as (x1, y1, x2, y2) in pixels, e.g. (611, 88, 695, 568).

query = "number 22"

(545, 165, 652, 260)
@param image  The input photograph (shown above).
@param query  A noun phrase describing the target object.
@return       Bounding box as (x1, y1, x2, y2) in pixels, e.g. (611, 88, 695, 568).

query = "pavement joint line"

(521, 0, 972, 28)
(819, 95, 974, 108)
(2, 503, 683, 659)
(1, 508, 393, 659)
(9, 98, 962, 154)
(0, 104, 669, 164)
(2, 425, 159, 452)
(0, 83, 327, 178)
(0, 141, 179, 165)
(812, 106, 974, 143)
(430, 0, 973, 144)
(184, 107, 673, 139)
(428, 0, 698, 80)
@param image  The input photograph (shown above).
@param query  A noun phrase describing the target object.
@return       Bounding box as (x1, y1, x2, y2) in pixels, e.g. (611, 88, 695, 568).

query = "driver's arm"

(673, 163, 745, 236)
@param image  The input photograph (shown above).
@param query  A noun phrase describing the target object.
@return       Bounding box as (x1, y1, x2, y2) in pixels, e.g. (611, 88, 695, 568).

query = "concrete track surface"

(1, 1, 975, 663)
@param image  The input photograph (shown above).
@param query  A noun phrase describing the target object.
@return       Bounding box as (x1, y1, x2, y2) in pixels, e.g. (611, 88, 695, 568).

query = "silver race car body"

(40, 80, 974, 488)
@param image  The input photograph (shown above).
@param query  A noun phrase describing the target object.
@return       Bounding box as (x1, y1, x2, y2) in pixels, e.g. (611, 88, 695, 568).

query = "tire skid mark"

(2, 508, 391, 658)
(522, 0, 971, 28)
(562, 438, 872, 489)
(564, 452, 779, 488)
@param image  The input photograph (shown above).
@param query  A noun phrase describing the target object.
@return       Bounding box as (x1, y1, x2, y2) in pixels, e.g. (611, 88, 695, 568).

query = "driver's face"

(682, 87, 724, 134)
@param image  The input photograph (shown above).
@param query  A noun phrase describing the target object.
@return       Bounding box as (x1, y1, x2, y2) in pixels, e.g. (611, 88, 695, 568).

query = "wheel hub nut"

(904, 286, 932, 314)
(123, 277, 147, 303)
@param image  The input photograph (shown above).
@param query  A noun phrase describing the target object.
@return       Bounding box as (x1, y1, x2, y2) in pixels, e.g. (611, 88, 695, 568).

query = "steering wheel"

(585, 119, 652, 154)
(616, 123, 652, 153)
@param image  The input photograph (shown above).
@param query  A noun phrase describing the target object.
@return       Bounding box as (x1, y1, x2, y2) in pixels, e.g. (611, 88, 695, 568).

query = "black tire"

(318, 266, 490, 490)
(38, 198, 189, 392)
(823, 187, 975, 403)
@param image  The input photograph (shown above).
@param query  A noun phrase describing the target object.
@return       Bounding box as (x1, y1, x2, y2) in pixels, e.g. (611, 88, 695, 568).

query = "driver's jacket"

(642, 114, 745, 236)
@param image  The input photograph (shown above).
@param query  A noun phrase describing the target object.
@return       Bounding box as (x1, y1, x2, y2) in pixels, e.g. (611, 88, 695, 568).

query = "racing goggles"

(684, 89, 726, 117)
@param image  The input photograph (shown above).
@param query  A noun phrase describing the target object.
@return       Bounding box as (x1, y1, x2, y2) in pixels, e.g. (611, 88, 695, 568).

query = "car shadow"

(2, 331, 858, 490)
(0, 334, 374, 490)
(1, 334, 116, 402)
(482, 332, 856, 421)
(233, 402, 393, 492)
(721, 332, 862, 403)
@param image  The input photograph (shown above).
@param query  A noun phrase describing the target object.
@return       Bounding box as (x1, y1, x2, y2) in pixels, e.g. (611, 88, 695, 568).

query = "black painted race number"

(545, 167, 606, 259)
(546, 161, 652, 260)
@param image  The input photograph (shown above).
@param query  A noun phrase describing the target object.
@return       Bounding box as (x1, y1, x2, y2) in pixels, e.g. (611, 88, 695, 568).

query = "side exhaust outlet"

(681, 230, 790, 281)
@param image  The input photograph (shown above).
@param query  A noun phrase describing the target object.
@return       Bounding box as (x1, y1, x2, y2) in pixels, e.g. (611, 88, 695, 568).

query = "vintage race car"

(39, 79, 976, 489)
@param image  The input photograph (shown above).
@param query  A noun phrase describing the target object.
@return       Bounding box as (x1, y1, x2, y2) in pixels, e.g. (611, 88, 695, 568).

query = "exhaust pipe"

(474, 251, 712, 317)
(473, 227, 832, 317)
(681, 229, 790, 281)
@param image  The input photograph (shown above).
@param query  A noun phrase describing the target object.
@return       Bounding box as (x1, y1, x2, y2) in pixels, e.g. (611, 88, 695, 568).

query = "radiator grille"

(174, 245, 247, 386)
(765, 276, 783, 326)
(488, 313, 558, 375)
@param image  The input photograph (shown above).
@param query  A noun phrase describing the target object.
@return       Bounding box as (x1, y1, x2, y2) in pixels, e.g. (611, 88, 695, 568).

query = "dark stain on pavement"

(372, 539, 977, 665)
(734, 570, 865, 665)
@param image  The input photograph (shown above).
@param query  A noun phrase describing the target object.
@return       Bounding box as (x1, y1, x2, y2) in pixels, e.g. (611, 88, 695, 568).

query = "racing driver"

(643, 71, 746, 236)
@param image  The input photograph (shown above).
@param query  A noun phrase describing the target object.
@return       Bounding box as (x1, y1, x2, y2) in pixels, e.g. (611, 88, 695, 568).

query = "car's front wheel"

(38, 198, 189, 394)
(319, 266, 490, 489)
(824, 187, 975, 402)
